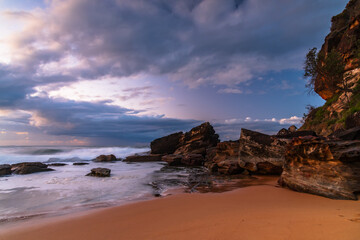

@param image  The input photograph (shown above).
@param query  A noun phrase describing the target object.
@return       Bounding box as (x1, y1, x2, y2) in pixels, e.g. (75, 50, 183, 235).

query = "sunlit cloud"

(15, 131, 29, 135)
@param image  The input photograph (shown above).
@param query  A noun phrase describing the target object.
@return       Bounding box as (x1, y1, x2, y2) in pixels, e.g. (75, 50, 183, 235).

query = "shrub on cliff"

(304, 48, 353, 104)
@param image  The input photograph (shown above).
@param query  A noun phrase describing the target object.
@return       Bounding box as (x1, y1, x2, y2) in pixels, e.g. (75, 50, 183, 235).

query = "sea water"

(0, 146, 190, 223)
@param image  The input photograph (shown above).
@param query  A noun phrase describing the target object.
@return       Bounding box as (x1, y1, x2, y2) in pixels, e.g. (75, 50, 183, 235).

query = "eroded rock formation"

(150, 132, 183, 154)
(279, 137, 360, 200)
(204, 141, 243, 175)
(238, 129, 287, 175)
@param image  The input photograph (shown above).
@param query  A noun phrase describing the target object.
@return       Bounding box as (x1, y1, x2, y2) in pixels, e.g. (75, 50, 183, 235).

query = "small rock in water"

(94, 154, 117, 162)
(0, 164, 12, 176)
(73, 162, 89, 166)
(11, 162, 54, 175)
(86, 168, 111, 177)
(48, 163, 67, 167)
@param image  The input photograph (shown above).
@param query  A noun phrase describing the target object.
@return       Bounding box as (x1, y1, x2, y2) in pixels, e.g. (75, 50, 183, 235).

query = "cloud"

(279, 116, 302, 125)
(2, 0, 346, 92)
(2, 96, 200, 145)
(2, 10, 35, 19)
(15, 132, 29, 135)
(218, 88, 243, 94)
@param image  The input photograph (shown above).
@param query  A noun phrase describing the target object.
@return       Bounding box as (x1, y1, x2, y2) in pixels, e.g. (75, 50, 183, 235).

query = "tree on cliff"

(304, 47, 353, 104)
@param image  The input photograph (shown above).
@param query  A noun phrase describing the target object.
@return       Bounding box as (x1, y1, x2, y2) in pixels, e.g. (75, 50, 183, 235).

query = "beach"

(1, 179, 359, 240)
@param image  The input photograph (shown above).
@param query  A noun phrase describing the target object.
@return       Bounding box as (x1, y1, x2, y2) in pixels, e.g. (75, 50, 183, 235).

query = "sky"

(0, 0, 349, 146)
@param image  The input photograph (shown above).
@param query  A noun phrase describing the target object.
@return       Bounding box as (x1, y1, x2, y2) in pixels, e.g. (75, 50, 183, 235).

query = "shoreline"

(1, 179, 359, 240)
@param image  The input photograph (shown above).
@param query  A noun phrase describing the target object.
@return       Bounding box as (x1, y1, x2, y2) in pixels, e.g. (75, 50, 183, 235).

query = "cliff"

(301, 0, 360, 136)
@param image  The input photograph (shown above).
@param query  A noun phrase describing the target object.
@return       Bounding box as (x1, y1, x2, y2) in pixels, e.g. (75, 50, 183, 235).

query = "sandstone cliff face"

(279, 137, 360, 200)
(315, 0, 360, 100)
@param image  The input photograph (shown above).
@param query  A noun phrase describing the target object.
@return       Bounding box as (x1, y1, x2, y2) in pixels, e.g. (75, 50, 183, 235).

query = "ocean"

(0, 146, 201, 224)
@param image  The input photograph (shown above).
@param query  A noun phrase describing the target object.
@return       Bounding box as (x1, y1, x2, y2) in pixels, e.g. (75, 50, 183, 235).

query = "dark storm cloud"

(13, 97, 200, 145)
(9, 0, 347, 87)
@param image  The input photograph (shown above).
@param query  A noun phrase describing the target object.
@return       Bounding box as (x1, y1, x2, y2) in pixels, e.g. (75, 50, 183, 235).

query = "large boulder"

(94, 154, 117, 162)
(0, 164, 11, 176)
(279, 137, 360, 200)
(124, 154, 163, 162)
(11, 162, 54, 175)
(238, 129, 287, 175)
(86, 168, 111, 177)
(205, 141, 243, 175)
(174, 122, 219, 156)
(150, 132, 183, 154)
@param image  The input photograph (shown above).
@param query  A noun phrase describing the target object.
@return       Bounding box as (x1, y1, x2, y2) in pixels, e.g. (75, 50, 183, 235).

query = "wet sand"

(1, 180, 359, 240)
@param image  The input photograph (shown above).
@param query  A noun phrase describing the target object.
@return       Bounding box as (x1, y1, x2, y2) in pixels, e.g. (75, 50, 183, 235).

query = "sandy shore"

(1, 181, 359, 240)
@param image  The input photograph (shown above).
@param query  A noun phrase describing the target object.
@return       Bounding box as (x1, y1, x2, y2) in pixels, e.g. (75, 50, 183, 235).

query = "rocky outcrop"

(345, 111, 360, 128)
(94, 154, 117, 162)
(0, 164, 11, 176)
(204, 141, 243, 175)
(73, 162, 89, 165)
(238, 129, 287, 175)
(279, 137, 360, 200)
(138, 122, 219, 167)
(11, 162, 54, 175)
(86, 168, 111, 177)
(48, 163, 67, 167)
(335, 126, 360, 140)
(124, 154, 163, 162)
(150, 132, 183, 154)
(162, 154, 204, 166)
(174, 122, 219, 156)
(315, 0, 360, 100)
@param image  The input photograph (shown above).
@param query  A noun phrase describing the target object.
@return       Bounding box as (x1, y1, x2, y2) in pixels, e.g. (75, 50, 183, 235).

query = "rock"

(0, 164, 11, 176)
(48, 163, 67, 167)
(335, 126, 360, 140)
(288, 125, 297, 133)
(345, 111, 360, 129)
(162, 154, 183, 166)
(181, 154, 204, 166)
(276, 130, 317, 139)
(238, 129, 287, 175)
(11, 162, 54, 175)
(256, 162, 283, 175)
(174, 122, 219, 156)
(124, 154, 163, 162)
(162, 154, 204, 166)
(73, 162, 89, 165)
(94, 154, 117, 162)
(150, 132, 183, 154)
(279, 137, 360, 200)
(204, 141, 243, 175)
(276, 128, 290, 137)
(86, 168, 111, 177)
